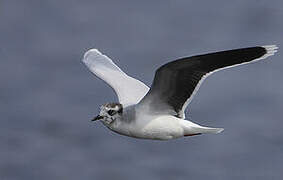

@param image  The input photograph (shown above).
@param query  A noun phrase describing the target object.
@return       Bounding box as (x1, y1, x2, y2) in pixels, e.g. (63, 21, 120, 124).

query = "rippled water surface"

(1, 1, 283, 179)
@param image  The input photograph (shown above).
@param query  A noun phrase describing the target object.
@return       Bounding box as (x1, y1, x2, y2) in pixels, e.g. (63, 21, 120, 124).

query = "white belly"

(128, 115, 185, 140)
(106, 114, 222, 140)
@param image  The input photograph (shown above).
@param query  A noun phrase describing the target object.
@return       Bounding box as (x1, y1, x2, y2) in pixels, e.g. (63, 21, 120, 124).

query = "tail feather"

(180, 120, 224, 135)
(197, 127, 224, 134)
(188, 125, 224, 134)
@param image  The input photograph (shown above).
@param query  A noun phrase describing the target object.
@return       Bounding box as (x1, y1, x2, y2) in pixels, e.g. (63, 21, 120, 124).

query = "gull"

(82, 45, 278, 140)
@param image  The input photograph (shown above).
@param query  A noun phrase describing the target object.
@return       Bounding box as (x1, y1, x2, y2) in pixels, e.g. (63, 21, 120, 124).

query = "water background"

(1, 1, 283, 179)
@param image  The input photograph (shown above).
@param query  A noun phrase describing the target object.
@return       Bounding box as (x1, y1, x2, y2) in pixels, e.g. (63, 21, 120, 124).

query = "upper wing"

(139, 45, 278, 118)
(83, 49, 149, 107)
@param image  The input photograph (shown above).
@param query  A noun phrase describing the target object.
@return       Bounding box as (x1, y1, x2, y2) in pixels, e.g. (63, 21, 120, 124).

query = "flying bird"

(82, 45, 278, 140)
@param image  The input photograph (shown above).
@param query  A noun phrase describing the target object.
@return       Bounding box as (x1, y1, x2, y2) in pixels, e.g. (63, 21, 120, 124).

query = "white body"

(103, 105, 223, 140)
(83, 45, 278, 140)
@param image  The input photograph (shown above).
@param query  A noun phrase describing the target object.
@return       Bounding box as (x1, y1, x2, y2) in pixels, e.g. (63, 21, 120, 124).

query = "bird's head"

(92, 103, 123, 124)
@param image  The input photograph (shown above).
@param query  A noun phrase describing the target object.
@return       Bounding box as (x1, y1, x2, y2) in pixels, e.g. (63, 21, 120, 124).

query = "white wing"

(82, 49, 149, 107)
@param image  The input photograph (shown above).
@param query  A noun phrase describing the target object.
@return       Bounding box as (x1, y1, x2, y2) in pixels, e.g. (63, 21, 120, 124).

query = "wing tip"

(83, 48, 102, 61)
(260, 45, 278, 59)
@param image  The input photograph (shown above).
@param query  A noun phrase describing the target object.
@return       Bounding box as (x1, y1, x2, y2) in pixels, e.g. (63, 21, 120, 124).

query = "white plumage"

(83, 49, 149, 107)
(83, 45, 278, 140)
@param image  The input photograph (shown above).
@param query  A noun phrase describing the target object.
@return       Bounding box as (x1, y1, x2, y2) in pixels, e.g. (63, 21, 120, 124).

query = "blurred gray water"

(1, 0, 283, 179)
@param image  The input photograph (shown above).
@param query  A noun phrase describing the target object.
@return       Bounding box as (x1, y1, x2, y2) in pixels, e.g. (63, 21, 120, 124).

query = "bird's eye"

(107, 110, 116, 116)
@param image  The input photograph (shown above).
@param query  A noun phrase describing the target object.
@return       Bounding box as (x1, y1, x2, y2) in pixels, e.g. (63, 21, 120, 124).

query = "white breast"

(130, 114, 185, 140)
(106, 106, 185, 140)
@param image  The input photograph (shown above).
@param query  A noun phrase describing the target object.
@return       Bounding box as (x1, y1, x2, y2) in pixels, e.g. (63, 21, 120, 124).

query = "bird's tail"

(196, 126, 224, 134)
(180, 120, 224, 136)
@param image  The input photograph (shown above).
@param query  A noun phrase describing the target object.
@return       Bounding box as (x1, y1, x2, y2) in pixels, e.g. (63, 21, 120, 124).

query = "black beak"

(92, 115, 103, 121)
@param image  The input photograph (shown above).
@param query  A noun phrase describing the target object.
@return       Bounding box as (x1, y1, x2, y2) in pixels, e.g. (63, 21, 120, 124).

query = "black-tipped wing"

(139, 45, 277, 118)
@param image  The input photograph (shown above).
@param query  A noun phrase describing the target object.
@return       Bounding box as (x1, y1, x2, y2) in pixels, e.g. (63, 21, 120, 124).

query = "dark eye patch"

(107, 110, 116, 116)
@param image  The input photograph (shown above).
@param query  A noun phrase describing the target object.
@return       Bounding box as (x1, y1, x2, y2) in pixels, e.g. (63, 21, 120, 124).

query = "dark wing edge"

(139, 45, 278, 119)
